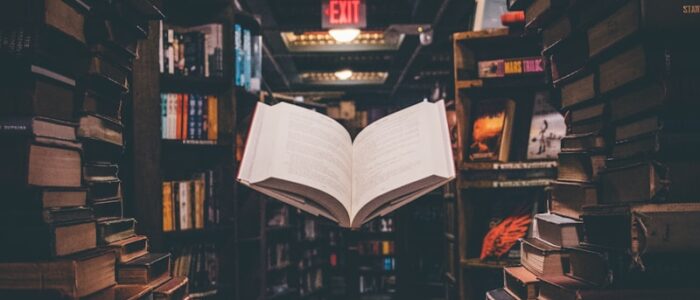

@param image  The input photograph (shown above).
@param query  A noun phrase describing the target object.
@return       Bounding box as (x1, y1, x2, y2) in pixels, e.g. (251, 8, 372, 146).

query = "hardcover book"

(0, 65, 76, 121)
(520, 237, 567, 277)
(582, 203, 700, 255)
(153, 276, 188, 300)
(503, 266, 539, 300)
(0, 136, 82, 188)
(0, 220, 96, 259)
(108, 235, 149, 263)
(599, 160, 700, 203)
(533, 213, 582, 248)
(467, 99, 515, 162)
(550, 181, 597, 220)
(97, 217, 136, 245)
(0, 250, 116, 298)
(238, 100, 455, 228)
(118, 253, 171, 286)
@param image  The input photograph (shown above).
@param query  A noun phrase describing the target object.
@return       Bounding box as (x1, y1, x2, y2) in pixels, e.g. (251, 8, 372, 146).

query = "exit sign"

(322, 0, 366, 29)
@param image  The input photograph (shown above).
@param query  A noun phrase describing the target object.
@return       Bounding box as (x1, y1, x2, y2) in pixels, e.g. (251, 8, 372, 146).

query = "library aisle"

(1, 0, 699, 300)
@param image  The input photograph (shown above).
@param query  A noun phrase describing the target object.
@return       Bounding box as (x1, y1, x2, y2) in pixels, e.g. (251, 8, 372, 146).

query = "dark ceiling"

(237, 0, 475, 105)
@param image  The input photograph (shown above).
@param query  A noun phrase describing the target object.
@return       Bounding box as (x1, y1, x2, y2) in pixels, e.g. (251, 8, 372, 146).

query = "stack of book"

(160, 93, 219, 142)
(160, 23, 224, 78)
(0, 0, 191, 299)
(233, 22, 262, 92)
(486, 0, 700, 299)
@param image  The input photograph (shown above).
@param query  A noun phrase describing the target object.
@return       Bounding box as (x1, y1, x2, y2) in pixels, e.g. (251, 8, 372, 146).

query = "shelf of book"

(127, 3, 248, 299)
(452, 24, 561, 300)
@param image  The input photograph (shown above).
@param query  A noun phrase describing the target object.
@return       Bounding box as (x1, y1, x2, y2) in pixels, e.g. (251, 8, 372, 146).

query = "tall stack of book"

(0, 0, 191, 298)
(486, 0, 700, 299)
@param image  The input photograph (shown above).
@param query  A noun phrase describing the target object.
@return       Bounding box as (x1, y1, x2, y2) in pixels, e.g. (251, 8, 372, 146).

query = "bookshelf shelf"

(459, 178, 554, 189)
(461, 160, 558, 171)
(159, 74, 229, 92)
(267, 288, 298, 300)
(128, 5, 241, 298)
(460, 258, 518, 269)
(456, 77, 547, 91)
(161, 139, 229, 147)
(452, 27, 557, 300)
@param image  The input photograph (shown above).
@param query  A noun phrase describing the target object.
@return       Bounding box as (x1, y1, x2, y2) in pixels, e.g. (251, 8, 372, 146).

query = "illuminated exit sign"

(322, 0, 366, 29)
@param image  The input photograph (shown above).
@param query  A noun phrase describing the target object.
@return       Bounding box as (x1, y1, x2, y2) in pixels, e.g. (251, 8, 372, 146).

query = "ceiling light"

(334, 69, 353, 80)
(328, 28, 361, 43)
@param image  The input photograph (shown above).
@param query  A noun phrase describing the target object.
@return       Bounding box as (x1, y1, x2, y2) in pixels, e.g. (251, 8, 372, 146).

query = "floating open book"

(238, 100, 455, 228)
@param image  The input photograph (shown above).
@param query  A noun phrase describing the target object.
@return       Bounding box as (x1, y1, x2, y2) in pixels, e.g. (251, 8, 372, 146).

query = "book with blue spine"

(234, 24, 242, 86)
(243, 29, 252, 91)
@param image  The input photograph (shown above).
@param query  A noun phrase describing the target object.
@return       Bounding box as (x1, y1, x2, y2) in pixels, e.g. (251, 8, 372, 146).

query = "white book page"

(244, 102, 354, 214)
(351, 101, 453, 221)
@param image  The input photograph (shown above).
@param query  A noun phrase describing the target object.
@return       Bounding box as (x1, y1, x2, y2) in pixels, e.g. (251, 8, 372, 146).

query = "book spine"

(188, 94, 196, 140)
(208, 96, 218, 140)
(162, 182, 173, 231)
(234, 24, 242, 86)
(183, 94, 189, 140)
(202, 95, 208, 140)
(176, 94, 182, 139)
(161, 94, 168, 139)
(168, 29, 175, 74)
(159, 21, 164, 73)
(243, 29, 251, 91)
(179, 181, 189, 230)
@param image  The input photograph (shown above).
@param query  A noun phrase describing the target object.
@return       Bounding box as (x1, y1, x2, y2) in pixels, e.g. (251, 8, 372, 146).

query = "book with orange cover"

(207, 95, 218, 140)
(162, 182, 174, 231)
(181, 94, 188, 140)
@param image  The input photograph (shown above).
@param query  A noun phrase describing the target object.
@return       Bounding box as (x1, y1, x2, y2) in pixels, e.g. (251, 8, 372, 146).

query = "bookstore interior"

(1, 0, 700, 299)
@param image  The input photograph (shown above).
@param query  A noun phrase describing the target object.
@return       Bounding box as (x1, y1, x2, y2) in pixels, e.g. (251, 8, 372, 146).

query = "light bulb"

(328, 28, 361, 43)
(334, 69, 353, 80)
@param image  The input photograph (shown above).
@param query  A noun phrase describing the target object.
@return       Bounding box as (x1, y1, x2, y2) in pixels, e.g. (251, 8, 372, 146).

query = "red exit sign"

(322, 0, 366, 29)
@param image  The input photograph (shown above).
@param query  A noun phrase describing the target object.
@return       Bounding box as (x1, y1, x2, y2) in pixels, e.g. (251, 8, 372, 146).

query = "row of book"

(160, 23, 224, 78)
(488, 0, 700, 299)
(162, 170, 222, 232)
(299, 268, 324, 297)
(357, 240, 395, 256)
(234, 23, 262, 92)
(160, 93, 219, 141)
(0, 0, 193, 298)
(172, 244, 219, 295)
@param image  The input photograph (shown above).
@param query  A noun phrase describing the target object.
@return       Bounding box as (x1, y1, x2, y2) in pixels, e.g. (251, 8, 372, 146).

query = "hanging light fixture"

(334, 69, 353, 80)
(328, 28, 361, 43)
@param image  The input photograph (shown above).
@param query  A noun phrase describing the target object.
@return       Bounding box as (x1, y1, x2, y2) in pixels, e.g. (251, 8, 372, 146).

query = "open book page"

(351, 100, 455, 223)
(238, 102, 354, 223)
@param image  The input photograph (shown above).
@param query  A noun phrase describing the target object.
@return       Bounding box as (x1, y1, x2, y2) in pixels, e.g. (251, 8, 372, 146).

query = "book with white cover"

(238, 100, 456, 228)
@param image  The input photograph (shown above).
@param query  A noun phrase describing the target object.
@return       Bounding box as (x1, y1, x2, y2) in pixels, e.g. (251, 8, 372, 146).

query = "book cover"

(527, 92, 565, 160)
(163, 182, 174, 231)
(207, 95, 218, 140)
(467, 98, 515, 161)
(188, 94, 196, 140)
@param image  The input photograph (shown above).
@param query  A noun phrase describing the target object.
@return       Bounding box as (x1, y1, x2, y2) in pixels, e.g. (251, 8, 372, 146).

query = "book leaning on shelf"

(238, 100, 455, 228)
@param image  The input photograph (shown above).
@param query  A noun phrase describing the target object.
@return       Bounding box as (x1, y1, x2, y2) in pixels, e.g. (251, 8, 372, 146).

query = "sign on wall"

(322, 0, 367, 29)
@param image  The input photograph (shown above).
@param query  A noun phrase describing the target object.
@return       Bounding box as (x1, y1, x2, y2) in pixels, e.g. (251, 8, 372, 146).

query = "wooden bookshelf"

(126, 1, 250, 298)
(451, 28, 559, 300)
